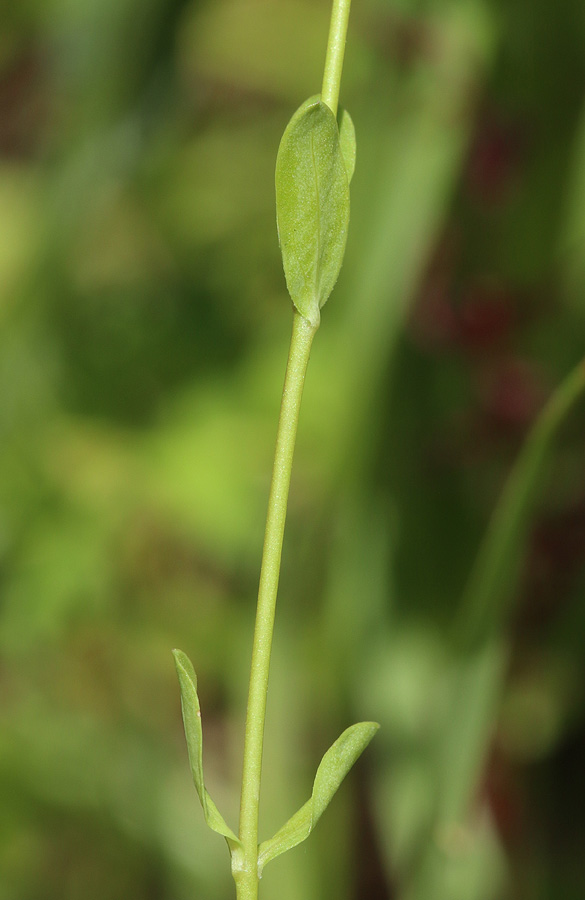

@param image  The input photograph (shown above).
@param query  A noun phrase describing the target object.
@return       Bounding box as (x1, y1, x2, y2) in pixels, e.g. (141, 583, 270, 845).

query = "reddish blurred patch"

(520, 501, 585, 629)
(465, 108, 526, 209)
(457, 283, 516, 354)
(482, 745, 525, 849)
(478, 357, 548, 434)
(411, 274, 521, 362)
(409, 279, 459, 352)
(368, 11, 438, 70)
(0, 47, 50, 158)
(408, 230, 460, 352)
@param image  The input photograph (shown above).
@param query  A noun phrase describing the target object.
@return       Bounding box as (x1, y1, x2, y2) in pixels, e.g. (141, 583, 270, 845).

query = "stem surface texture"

(321, 0, 352, 115)
(236, 311, 318, 899)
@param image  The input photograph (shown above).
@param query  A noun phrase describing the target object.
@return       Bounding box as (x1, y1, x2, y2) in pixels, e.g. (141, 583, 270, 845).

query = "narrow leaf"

(276, 94, 350, 323)
(173, 649, 241, 850)
(337, 107, 356, 183)
(257, 721, 379, 874)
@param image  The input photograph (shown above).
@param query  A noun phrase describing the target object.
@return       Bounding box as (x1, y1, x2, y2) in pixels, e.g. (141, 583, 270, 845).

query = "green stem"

(321, 0, 352, 116)
(236, 310, 318, 900)
(235, 1, 352, 893)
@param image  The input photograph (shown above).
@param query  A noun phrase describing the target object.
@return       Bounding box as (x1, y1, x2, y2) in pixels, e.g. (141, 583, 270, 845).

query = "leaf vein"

(309, 127, 321, 305)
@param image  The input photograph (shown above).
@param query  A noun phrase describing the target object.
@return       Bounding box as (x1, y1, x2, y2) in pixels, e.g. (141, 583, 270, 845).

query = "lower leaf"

(257, 721, 379, 874)
(173, 649, 241, 853)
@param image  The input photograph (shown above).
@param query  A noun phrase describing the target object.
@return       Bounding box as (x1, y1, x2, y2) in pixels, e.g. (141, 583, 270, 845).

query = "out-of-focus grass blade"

(410, 360, 585, 900)
(560, 99, 585, 311)
(443, 358, 585, 819)
(458, 358, 585, 649)
(398, 361, 585, 900)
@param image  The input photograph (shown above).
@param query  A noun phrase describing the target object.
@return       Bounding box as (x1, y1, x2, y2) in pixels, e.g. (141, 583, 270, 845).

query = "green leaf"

(337, 106, 356, 183)
(275, 94, 351, 324)
(257, 721, 379, 875)
(172, 649, 241, 851)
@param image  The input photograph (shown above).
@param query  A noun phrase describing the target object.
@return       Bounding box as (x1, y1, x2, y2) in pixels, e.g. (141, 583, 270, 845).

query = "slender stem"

(235, 1, 352, 893)
(236, 311, 318, 900)
(321, 0, 352, 116)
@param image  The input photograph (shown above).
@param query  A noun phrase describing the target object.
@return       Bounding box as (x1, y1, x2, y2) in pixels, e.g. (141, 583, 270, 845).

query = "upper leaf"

(275, 95, 350, 324)
(173, 649, 241, 852)
(257, 721, 379, 875)
(337, 107, 356, 184)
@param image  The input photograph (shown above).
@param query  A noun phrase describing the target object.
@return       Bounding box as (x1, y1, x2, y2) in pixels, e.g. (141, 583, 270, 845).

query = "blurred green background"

(1, 0, 585, 898)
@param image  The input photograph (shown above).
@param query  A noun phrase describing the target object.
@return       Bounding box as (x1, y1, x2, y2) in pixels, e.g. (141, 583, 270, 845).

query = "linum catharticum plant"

(172, 1, 378, 898)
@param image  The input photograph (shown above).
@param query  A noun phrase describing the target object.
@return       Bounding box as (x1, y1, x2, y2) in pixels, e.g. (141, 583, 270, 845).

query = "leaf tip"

(365, 721, 380, 734)
(172, 648, 198, 687)
(352, 720, 380, 751)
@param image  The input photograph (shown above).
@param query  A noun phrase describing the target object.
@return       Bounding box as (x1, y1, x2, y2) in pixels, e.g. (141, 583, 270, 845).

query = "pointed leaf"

(276, 94, 350, 324)
(173, 649, 241, 850)
(257, 721, 379, 874)
(337, 107, 356, 183)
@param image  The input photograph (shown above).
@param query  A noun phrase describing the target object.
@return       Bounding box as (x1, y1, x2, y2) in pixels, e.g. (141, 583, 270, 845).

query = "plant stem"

(236, 310, 318, 900)
(236, 1, 352, 893)
(321, 0, 352, 116)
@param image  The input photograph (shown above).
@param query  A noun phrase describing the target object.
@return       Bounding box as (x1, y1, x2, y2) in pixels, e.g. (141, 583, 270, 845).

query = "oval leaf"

(173, 649, 241, 851)
(276, 94, 350, 323)
(337, 106, 356, 183)
(257, 721, 379, 874)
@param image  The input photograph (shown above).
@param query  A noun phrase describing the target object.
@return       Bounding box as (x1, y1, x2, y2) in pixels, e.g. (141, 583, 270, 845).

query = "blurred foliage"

(1, 0, 585, 898)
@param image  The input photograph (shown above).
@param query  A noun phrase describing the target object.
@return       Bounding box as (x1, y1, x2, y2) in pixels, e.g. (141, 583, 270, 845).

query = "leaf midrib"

(309, 127, 321, 306)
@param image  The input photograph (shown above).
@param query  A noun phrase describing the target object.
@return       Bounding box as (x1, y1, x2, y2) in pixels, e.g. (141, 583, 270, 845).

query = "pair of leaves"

(173, 649, 378, 875)
(275, 95, 356, 325)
